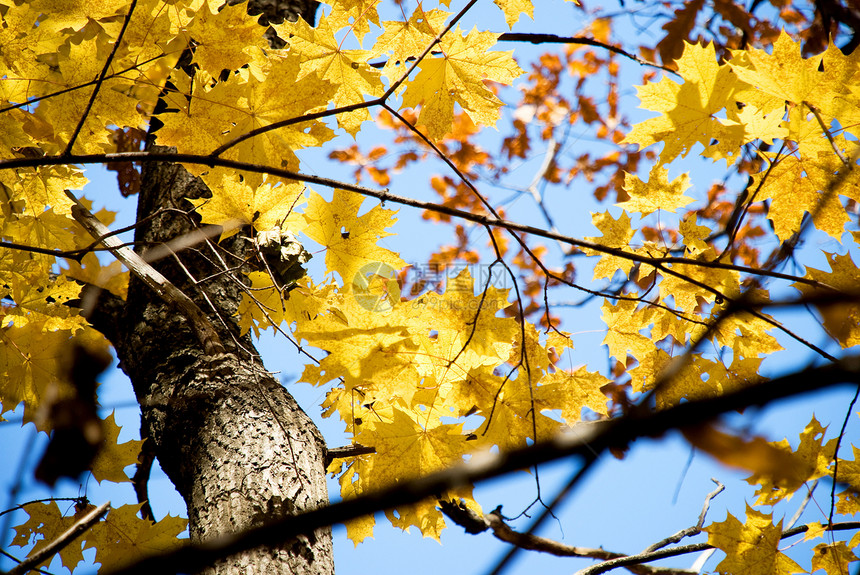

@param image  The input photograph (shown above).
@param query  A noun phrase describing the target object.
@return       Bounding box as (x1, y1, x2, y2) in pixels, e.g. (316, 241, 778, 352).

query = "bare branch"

(62, 0, 138, 155)
(497, 33, 677, 74)
(66, 190, 226, 356)
(439, 500, 696, 575)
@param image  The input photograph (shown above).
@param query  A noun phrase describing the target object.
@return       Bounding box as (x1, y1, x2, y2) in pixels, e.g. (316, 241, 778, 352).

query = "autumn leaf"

(794, 252, 860, 348)
(811, 542, 858, 575)
(400, 26, 523, 140)
(188, 169, 307, 240)
(11, 501, 90, 571)
(186, 0, 269, 78)
(706, 506, 805, 575)
(273, 14, 383, 135)
(90, 411, 143, 484)
(583, 211, 636, 281)
(494, 0, 534, 28)
(617, 164, 694, 216)
(746, 416, 838, 505)
(302, 188, 407, 286)
(623, 41, 746, 164)
(84, 504, 187, 571)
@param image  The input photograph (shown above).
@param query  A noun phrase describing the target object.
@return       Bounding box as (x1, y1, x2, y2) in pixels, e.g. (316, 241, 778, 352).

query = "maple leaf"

(322, 0, 382, 43)
(0, 324, 77, 423)
(534, 366, 610, 424)
(11, 500, 90, 571)
(583, 211, 636, 281)
(494, 0, 534, 28)
(812, 542, 858, 575)
(601, 298, 654, 362)
(705, 506, 805, 575)
(746, 416, 838, 505)
(0, 165, 86, 216)
(683, 424, 810, 484)
(188, 169, 307, 240)
(751, 149, 855, 242)
(84, 504, 187, 570)
(90, 411, 143, 484)
(656, 0, 704, 66)
(617, 164, 694, 216)
(623, 41, 747, 164)
(186, 0, 269, 78)
(730, 31, 834, 114)
(794, 252, 860, 348)
(302, 188, 407, 286)
(372, 7, 451, 85)
(400, 26, 524, 140)
(156, 54, 336, 175)
(273, 14, 383, 135)
(344, 408, 476, 539)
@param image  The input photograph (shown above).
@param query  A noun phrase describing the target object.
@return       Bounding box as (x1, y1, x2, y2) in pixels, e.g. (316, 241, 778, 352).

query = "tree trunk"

(107, 154, 333, 574)
(100, 1, 333, 573)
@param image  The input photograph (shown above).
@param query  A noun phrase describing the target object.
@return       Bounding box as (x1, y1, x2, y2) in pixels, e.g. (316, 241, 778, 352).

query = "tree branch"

(497, 33, 677, 74)
(65, 190, 226, 356)
(438, 500, 696, 575)
(0, 152, 840, 292)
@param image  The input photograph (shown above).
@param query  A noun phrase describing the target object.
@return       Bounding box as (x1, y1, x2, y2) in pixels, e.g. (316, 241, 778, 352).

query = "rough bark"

(108, 155, 333, 574)
(99, 1, 333, 573)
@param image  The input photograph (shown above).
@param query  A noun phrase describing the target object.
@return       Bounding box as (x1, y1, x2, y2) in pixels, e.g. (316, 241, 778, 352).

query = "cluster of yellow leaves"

(588, 34, 860, 574)
(236, 187, 610, 542)
(0, 0, 533, 552)
(12, 501, 186, 572)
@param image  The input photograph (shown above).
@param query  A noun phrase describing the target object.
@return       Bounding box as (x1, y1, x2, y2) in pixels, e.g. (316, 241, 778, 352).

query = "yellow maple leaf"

(730, 31, 832, 113)
(0, 165, 86, 217)
(617, 164, 694, 216)
(752, 150, 853, 242)
(189, 169, 306, 240)
(343, 514, 375, 547)
(372, 7, 451, 85)
(273, 14, 384, 136)
(623, 41, 746, 164)
(156, 56, 336, 175)
(494, 0, 534, 28)
(302, 188, 407, 286)
(804, 522, 827, 541)
(583, 211, 636, 281)
(794, 252, 860, 348)
(601, 298, 654, 362)
(90, 411, 143, 484)
(0, 324, 77, 424)
(187, 0, 269, 78)
(534, 366, 610, 424)
(11, 500, 90, 571)
(84, 504, 187, 570)
(746, 416, 838, 505)
(400, 26, 523, 140)
(705, 506, 804, 575)
(811, 542, 858, 575)
(323, 0, 381, 43)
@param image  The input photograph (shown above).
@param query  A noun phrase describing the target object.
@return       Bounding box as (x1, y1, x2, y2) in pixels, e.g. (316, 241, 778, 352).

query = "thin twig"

(61, 0, 138, 156)
(497, 33, 677, 74)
